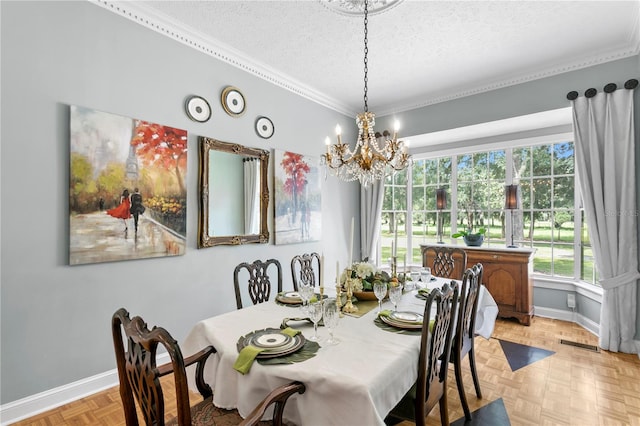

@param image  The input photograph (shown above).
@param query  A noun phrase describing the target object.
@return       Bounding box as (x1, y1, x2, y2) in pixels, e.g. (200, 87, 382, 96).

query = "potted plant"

(452, 227, 486, 246)
(452, 201, 486, 246)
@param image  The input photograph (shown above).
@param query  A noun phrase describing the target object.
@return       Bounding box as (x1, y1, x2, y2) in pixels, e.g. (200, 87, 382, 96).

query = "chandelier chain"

(363, 0, 368, 112)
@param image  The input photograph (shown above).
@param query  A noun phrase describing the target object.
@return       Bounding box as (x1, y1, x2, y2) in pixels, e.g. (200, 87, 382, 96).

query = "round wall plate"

(185, 95, 211, 122)
(221, 86, 246, 116)
(255, 116, 274, 139)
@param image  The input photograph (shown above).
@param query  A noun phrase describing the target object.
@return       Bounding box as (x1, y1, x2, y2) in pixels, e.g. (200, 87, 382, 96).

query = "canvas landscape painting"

(273, 150, 322, 244)
(69, 105, 188, 265)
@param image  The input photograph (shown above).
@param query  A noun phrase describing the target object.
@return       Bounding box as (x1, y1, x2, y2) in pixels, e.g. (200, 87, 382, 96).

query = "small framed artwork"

(255, 116, 274, 139)
(185, 95, 211, 122)
(221, 86, 246, 116)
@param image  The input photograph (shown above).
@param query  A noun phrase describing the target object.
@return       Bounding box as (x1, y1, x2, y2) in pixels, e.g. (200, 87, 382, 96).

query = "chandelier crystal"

(321, 0, 411, 186)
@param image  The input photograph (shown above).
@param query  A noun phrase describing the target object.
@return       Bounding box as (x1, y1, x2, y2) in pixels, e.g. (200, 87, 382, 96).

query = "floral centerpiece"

(339, 261, 391, 292)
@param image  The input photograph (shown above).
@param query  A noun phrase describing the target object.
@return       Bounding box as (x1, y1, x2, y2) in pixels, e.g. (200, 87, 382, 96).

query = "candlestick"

(336, 260, 340, 284)
(403, 254, 406, 277)
(320, 253, 325, 287)
(349, 217, 354, 266)
(391, 241, 395, 259)
(342, 269, 359, 314)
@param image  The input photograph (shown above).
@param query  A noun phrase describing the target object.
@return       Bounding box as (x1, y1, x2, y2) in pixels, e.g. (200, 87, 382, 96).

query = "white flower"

(355, 262, 376, 279)
(351, 278, 364, 292)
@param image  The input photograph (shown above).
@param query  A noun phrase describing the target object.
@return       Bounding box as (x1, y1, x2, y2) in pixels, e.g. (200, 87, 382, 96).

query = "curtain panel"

(361, 179, 384, 263)
(570, 79, 640, 354)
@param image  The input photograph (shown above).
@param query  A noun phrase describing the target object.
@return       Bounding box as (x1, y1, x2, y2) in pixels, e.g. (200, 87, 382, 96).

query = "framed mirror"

(198, 136, 269, 247)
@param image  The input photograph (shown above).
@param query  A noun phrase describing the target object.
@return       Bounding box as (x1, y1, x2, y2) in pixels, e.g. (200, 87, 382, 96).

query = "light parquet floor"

(11, 317, 640, 426)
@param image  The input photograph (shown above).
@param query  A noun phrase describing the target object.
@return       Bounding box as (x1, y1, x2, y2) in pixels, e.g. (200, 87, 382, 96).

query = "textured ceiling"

(105, 0, 639, 116)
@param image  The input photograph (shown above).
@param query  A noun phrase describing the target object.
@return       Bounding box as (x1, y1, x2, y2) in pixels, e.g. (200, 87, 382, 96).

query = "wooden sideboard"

(421, 244, 535, 326)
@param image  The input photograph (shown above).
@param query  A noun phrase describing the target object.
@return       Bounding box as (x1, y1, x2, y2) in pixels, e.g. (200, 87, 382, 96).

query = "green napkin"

(282, 327, 300, 337)
(418, 288, 430, 296)
(234, 328, 301, 374)
(378, 309, 392, 318)
(309, 296, 318, 303)
(429, 319, 435, 332)
(234, 345, 266, 375)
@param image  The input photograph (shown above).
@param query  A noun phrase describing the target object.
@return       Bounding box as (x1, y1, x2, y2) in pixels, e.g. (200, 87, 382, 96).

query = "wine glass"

(323, 300, 340, 345)
(299, 283, 313, 314)
(373, 281, 387, 314)
(389, 284, 403, 312)
(308, 301, 323, 342)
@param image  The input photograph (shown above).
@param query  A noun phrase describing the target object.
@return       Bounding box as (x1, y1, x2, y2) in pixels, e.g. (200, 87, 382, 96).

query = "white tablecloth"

(181, 281, 498, 426)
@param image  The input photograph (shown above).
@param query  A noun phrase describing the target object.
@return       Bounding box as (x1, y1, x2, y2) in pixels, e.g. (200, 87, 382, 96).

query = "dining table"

(181, 277, 498, 426)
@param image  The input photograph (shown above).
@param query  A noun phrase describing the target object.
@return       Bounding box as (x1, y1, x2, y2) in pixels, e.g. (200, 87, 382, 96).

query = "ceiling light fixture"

(321, 0, 410, 186)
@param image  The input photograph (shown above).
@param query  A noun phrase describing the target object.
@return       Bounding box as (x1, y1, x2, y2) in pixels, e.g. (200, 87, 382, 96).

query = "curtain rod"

(566, 78, 638, 100)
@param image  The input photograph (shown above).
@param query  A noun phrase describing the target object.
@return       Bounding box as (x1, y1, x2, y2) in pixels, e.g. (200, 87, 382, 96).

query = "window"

(379, 140, 597, 284)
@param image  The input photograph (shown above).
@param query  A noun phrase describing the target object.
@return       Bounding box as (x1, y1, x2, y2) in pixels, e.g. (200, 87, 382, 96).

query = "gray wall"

(380, 55, 640, 337)
(0, 1, 359, 404)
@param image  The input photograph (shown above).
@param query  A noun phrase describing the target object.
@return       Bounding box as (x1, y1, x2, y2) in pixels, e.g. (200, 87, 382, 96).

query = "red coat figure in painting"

(107, 189, 131, 231)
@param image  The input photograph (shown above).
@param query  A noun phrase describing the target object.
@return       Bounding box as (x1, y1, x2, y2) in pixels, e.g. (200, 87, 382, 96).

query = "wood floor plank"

(11, 317, 640, 426)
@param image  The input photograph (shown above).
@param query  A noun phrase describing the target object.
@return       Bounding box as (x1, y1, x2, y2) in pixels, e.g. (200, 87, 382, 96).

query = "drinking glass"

(323, 300, 340, 345)
(389, 284, 403, 312)
(308, 301, 323, 342)
(373, 281, 387, 314)
(421, 267, 432, 282)
(299, 284, 313, 314)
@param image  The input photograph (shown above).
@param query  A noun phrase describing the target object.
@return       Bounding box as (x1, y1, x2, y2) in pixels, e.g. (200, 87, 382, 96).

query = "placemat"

(257, 340, 320, 365)
(373, 317, 422, 335)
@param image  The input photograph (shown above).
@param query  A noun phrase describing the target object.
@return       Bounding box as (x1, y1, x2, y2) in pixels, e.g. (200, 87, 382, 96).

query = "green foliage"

(451, 227, 486, 238)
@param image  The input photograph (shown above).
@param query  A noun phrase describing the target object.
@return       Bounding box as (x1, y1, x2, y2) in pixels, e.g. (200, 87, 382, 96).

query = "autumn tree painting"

(69, 105, 187, 265)
(274, 150, 321, 244)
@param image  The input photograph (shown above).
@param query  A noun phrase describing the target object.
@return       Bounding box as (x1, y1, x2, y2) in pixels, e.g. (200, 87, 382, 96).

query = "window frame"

(377, 131, 598, 286)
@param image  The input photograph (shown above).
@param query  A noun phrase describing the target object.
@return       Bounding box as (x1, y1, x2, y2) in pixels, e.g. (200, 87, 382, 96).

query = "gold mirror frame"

(198, 136, 269, 247)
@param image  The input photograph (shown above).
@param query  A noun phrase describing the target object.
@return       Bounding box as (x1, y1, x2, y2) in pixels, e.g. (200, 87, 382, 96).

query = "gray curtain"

(571, 82, 639, 353)
(360, 179, 384, 264)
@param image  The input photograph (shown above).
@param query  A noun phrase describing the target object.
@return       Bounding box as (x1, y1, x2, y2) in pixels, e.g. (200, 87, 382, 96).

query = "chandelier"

(321, 0, 411, 186)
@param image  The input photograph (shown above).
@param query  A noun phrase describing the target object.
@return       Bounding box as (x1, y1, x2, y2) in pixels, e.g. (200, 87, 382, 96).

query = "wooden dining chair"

(290, 252, 321, 291)
(112, 308, 305, 426)
(385, 281, 460, 426)
(422, 246, 467, 280)
(233, 258, 283, 309)
(450, 264, 483, 421)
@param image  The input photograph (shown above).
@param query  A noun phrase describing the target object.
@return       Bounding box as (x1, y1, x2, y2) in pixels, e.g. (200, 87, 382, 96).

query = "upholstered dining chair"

(385, 281, 460, 426)
(450, 264, 483, 421)
(112, 308, 305, 426)
(290, 252, 321, 291)
(422, 246, 468, 280)
(234, 258, 283, 310)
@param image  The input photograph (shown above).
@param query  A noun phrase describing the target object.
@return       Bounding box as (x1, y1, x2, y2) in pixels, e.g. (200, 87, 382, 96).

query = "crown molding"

(379, 47, 640, 117)
(91, 0, 356, 116)
(92, 0, 640, 119)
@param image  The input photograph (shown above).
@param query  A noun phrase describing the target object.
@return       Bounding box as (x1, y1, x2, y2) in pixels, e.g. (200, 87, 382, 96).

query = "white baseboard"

(0, 354, 169, 425)
(533, 306, 600, 336)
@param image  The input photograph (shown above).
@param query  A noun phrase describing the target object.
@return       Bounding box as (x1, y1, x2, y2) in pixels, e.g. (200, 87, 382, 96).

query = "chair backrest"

(423, 246, 467, 280)
(452, 264, 482, 359)
(112, 308, 213, 426)
(234, 258, 283, 309)
(290, 252, 321, 291)
(415, 280, 459, 421)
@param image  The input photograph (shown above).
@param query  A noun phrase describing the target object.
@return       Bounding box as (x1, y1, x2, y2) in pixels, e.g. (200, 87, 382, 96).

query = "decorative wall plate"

(185, 95, 211, 122)
(255, 116, 274, 139)
(221, 86, 246, 116)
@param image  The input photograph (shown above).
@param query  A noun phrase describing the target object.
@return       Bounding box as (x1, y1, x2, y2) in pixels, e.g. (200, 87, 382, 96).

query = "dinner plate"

(390, 311, 423, 324)
(237, 328, 306, 358)
(380, 314, 423, 330)
(276, 291, 303, 304)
